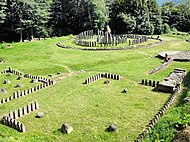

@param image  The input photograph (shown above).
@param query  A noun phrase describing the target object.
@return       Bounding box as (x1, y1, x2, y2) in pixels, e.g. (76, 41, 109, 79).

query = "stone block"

(5, 97, 9, 102)
(145, 79, 148, 85)
(149, 80, 152, 86)
(36, 112, 44, 118)
(20, 123, 26, 132)
(18, 108, 23, 117)
(31, 103, 35, 111)
(34, 101, 39, 110)
(123, 88, 128, 93)
(13, 110, 18, 119)
(104, 80, 111, 84)
(106, 124, 119, 132)
(17, 75, 23, 80)
(9, 112, 13, 119)
(142, 79, 144, 84)
(9, 96, 13, 100)
(1, 98, 5, 103)
(4, 80, 10, 84)
(27, 105, 31, 113)
(61, 124, 73, 134)
(152, 81, 156, 87)
(22, 107, 27, 115)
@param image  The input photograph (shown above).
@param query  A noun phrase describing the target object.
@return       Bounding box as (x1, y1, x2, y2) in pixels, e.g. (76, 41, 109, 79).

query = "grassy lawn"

(0, 34, 189, 141)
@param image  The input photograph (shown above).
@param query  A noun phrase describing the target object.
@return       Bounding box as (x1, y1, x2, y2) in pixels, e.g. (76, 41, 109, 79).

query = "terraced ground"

(0, 34, 189, 142)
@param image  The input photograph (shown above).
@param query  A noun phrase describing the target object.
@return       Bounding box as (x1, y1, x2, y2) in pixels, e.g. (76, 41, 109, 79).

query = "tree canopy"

(0, 0, 190, 42)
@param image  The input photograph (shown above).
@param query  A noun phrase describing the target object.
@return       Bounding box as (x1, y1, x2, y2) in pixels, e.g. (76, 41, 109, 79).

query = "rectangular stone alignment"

(84, 73, 121, 84)
(1, 101, 39, 133)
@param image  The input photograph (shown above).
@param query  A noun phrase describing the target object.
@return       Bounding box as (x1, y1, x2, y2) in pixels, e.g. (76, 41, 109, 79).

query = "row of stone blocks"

(130, 37, 148, 45)
(58, 37, 163, 51)
(7, 67, 54, 84)
(127, 34, 148, 39)
(141, 79, 160, 87)
(0, 81, 55, 104)
(1, 116, 26, 132)
(1, 101, 39, 132)
(77, 30, 94, 40)
(0, 67, 23, 75)
(133, 86, 181, 142)
(0, 70, 7, 74)
(84, 73, 121, 84)
(0, 67, 56, 105)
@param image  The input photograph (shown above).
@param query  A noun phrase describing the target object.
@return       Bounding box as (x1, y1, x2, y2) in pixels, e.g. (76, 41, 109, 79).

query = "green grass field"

(0, 34, 190, 142)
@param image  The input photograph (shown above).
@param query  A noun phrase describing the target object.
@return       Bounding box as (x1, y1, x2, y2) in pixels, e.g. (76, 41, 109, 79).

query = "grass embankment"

(0, 34, 189, 141)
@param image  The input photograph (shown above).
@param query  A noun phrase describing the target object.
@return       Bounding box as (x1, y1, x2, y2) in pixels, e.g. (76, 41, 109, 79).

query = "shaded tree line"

(0, 0, 190, 42)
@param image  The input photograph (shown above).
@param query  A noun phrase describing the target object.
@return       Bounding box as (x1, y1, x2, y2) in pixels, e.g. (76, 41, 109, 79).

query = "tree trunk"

(87, 1, 92, 29)
(31, 28, 34, 41)
(20, 19, 22, 42)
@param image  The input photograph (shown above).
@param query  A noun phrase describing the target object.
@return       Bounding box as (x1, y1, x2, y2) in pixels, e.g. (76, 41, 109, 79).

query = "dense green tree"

(0, 0, 6, 24)
(0, 0, 190, 42)
(91, 0, 109, 30)
(0, 0, 50, 42)
(50, 0, 91, 36)
(110, 0, 153, 35)
(147, 0, 162, 34)
(50, 0, 109, 36)
(161, 1, 190, 32)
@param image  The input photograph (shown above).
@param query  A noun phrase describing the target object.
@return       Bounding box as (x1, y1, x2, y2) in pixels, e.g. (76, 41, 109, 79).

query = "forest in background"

(0, 0, 190, 42)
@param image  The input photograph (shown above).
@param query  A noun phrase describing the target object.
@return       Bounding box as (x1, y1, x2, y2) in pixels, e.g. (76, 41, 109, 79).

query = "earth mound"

(172, 126, 190, 142)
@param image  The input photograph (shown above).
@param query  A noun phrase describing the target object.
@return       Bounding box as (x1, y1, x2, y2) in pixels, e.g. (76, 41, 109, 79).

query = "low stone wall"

(84, 73, 121, 84)
(149, 58, 173, 74)
(1, 101, 39, 132)
(134, 68, 185, 142)
(133, 87, 181, 142)
(0, 67, 56, 105)
(141, 79, 159, 87)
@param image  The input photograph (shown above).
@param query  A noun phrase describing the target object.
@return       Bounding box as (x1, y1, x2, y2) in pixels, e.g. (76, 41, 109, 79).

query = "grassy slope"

(0, 34, 189, 142)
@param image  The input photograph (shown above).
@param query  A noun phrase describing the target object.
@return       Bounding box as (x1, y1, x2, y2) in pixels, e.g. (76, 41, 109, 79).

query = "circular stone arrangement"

(158, 51, 190, 61)
(57, 30, 163, 51)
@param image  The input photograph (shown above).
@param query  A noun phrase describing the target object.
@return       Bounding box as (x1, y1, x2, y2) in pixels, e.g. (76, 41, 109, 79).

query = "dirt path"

(51, 70, 86, 81)
(63, 65, 72, 73)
